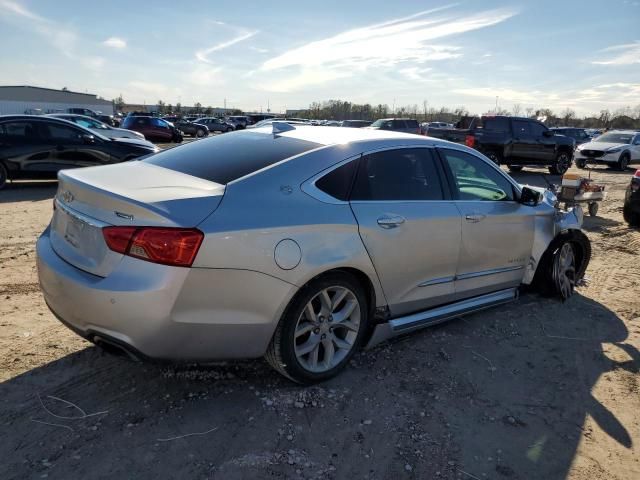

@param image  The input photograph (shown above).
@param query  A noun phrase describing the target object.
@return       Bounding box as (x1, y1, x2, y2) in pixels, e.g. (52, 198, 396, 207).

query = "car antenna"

(272, 121, 296, 136)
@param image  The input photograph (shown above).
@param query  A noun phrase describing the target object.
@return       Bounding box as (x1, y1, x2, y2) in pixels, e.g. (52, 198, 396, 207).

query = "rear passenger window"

(315, 160, 358, 201)
(351, 149, 444, 201)
(405, 120, 419, 128)
(482, 117, 509, 132)
(392, 120, 407, 129)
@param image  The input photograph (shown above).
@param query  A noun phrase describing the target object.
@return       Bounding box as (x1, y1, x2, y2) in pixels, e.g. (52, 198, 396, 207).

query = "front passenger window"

(441, 149, 514, 202)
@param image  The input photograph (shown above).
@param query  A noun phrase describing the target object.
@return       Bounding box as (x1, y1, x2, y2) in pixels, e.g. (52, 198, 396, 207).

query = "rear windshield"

(144, 131, 321, 184)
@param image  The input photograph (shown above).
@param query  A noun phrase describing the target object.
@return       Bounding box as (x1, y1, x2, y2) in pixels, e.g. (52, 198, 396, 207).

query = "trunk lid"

(50, 161, 224, 277)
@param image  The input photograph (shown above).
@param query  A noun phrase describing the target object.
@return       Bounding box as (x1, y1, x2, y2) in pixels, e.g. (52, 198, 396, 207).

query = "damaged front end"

(523, 185, 591, 300)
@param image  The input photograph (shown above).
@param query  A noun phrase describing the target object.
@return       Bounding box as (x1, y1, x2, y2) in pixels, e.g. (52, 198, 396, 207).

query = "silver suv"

(37, 124, 590, 383)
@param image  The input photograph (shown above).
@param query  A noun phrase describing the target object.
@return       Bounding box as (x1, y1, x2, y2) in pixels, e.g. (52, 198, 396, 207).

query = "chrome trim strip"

(54, 199, 106, 228)
(418, 276, 455, 287)
(456, 265, 524, 281)
(389, 288, 517, 333)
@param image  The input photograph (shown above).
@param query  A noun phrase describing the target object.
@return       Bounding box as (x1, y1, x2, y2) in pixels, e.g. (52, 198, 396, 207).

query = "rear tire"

(508, 165, 523, 173)
(0, 162, 8, 190)
(575, 158, 587, 169)
(196, 129, 206, 138)
(549, 151, 571, 175)
(265, 272, 368, 384)
(485, 151, 502, 166)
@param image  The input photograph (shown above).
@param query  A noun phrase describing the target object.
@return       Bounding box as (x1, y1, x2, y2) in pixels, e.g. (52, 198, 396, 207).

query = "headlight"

(606, 147, 622, 154)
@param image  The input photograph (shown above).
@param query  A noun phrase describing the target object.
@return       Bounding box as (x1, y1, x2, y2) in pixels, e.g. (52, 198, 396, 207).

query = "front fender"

(522, 202, 584, 285)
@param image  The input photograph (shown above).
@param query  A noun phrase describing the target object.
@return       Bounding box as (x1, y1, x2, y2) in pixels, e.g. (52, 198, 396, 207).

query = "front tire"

(533, 230, 591, 300)
(508, 165, 523, 173)
(575, 158, 587, 169)
(485, 151, 502, 166)
(617, 153, 630, 171)
(549, 151, 571, 175)
(265, 272, 368, 384)
(196, 129, 206, 138)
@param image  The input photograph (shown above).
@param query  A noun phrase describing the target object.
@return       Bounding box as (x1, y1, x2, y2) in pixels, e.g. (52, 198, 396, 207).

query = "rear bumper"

(37, 227, 296, 360)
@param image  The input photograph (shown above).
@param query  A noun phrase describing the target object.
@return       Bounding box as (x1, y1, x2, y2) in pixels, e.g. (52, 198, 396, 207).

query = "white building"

(0, 85, 114, 115)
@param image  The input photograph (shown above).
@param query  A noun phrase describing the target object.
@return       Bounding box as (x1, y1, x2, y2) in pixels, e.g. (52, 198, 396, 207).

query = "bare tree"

(512, 104, 522, 116)
(525, 107, 534, 118)
(562, 108, 576, 126)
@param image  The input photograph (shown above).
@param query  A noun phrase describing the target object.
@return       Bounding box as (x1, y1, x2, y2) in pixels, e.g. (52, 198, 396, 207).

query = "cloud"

(0, 0, 104, 69)
(103, 37, 126, 49)
(196, 31, 257, 64)
(592, 41, 640, 65)
(258, 6, 517, 91)
(249, 46, 269, 54)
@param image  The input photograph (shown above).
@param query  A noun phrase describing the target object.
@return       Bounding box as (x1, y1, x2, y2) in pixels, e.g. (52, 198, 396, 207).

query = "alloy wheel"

(294, 286, 361, 373)
(553, 243, 575, 300)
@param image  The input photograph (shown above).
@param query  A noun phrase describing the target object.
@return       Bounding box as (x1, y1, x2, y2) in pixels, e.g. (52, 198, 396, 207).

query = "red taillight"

(465, 135, 475, 148)
(103, 226, 204, 267)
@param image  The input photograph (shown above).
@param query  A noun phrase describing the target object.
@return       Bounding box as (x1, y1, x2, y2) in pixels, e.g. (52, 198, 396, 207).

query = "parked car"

(550, 127, 591, 146)
(421, 121, 453, 135)
(172, 119, 209, 138)
(121, 116, 183, 143)
(67, 108, 100, 118)
(227, 116, 249, 129)
(247, 119, 309, 129)
(574, 130, 640, 170)
(194, 117, 234, 133)
(623, 169, 640, 226)
(246, 114, 278, 125)
(36, 124, 590, 383)
(0, 115, 159, 189)
(366, 118, 422, 135)
(426, 116, 575, 175)
(341, 120, 372, 128)
(48, 114, 146, 141)
(97, 114, 117, 127)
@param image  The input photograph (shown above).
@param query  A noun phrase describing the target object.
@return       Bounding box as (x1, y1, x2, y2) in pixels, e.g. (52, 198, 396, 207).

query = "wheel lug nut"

(321, 334, 326, 340)
(313, 328, 320, 334)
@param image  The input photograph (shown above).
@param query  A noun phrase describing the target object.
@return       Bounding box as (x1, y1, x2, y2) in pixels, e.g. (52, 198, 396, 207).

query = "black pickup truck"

(426, 115, 576, 174)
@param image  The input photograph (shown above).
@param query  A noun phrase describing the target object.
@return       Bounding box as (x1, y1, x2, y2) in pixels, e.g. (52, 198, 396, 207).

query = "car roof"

(250, 124, 443, 146)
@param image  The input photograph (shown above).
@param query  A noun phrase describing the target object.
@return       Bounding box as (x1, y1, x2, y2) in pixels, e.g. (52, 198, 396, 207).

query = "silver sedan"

(37, 124, 591, 383)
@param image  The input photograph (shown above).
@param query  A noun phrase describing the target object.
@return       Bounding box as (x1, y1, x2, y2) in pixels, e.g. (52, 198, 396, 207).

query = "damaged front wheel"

(533, 230, 591, 301)
(552, 243, 576, 300)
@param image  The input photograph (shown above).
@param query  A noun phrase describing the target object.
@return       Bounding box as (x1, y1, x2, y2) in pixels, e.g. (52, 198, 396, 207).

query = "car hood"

(111, 136, 157, 150)
(579, 141, 626, 150)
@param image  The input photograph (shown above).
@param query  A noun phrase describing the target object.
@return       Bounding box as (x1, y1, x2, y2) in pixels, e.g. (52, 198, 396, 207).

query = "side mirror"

(520, 186, 542, 206)
(543, 130, 554, 137)
(81, 134, 95, 144)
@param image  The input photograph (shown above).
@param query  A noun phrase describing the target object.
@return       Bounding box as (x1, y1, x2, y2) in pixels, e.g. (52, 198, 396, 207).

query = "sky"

(0, 0, 638, 116)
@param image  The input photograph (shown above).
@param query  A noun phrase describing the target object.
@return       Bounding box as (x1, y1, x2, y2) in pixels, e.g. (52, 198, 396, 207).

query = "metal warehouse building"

(0, 85, 113, 115)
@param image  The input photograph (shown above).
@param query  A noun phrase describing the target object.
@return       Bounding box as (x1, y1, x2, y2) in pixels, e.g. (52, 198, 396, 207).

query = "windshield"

(596, 133, 633, 144)
(75, 118, 108, 130)
(370, 119, 388, 128)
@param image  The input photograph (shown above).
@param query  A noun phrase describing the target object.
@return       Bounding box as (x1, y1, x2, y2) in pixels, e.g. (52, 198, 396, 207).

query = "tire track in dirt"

(0, 283, 41, 296)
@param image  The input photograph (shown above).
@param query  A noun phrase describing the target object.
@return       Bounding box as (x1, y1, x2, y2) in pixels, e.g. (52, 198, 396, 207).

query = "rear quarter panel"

(194, 145, 388, 307)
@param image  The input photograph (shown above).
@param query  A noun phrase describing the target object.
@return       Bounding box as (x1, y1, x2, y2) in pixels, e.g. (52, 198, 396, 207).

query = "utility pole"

(495, 96, 499, 112)
(423, 100, 428, 122)
(392, 98, 396, 116)
(224, 98, 227, 113)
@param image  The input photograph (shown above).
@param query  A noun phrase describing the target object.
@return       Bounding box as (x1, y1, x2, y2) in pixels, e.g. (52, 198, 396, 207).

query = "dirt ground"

(0, 165, 638, 480)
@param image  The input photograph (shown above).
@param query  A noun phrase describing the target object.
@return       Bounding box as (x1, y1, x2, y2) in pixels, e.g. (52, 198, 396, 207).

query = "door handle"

(465, 214, 486, 223)
(377, 215, 406, 229)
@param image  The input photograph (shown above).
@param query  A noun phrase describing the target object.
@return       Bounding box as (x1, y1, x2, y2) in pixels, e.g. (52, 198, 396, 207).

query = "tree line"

(294, 100, 640, 129)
